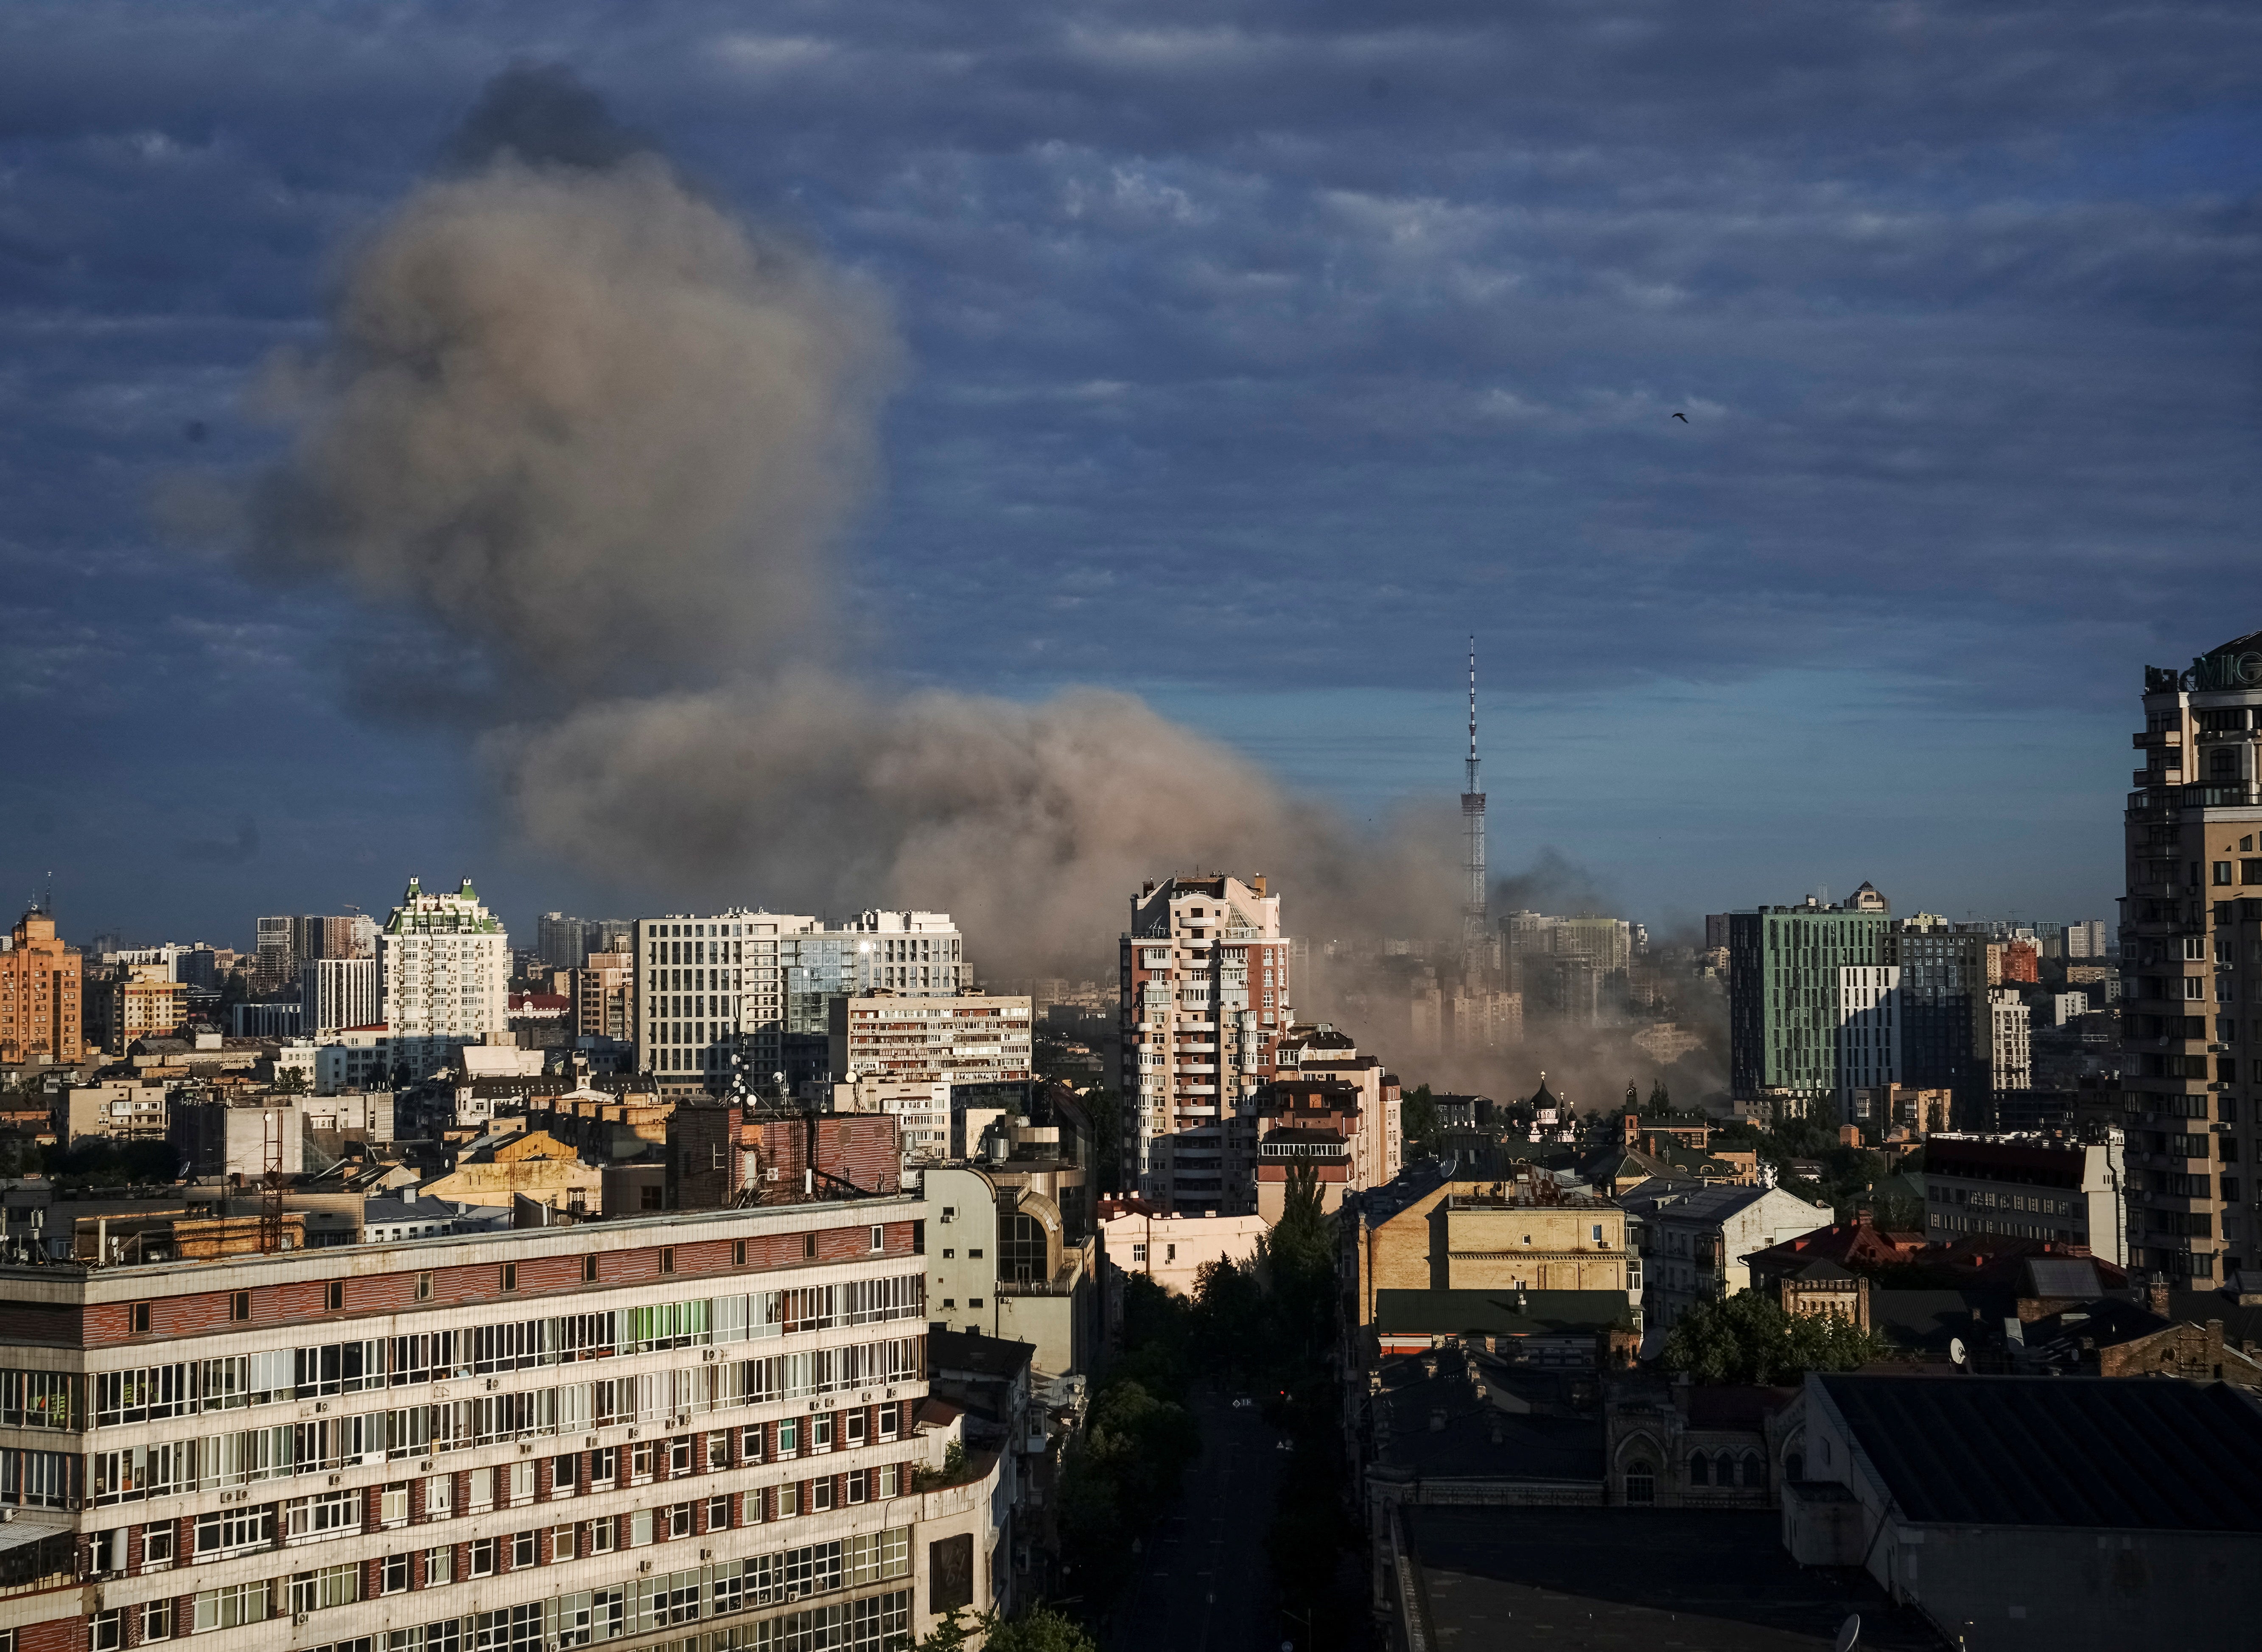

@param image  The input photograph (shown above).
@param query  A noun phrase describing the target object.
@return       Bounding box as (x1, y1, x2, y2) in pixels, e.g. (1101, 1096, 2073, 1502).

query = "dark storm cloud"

(177, 818, 259, 865)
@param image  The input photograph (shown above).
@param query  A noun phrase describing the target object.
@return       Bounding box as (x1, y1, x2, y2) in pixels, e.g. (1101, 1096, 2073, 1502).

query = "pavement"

(1106, 1386, 1287, 1652)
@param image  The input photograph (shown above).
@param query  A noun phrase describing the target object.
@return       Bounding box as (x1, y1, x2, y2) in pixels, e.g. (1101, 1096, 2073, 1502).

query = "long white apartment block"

(1116, 874, 1291, 1215)
(0, 1198, 999, 1652)
(633, 912, 967, 1095)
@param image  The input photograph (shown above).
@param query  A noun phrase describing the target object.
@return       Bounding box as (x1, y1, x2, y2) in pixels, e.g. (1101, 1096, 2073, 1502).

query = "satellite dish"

(1948, 1337, 1967, 1367)
(1833, 1614, 1861, 1652)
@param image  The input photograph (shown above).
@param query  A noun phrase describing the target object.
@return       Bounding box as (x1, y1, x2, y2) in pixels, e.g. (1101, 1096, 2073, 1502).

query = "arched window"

(1741, 1453, 1764, 1489)
(1001, 1212, 1049, 1283)
(1626, 1462, 1655, 1504)
(1688, 1453, 1710, 1486)
(1785, 1451, 1804, 1483)
(1716, 1451, 1737, 1487)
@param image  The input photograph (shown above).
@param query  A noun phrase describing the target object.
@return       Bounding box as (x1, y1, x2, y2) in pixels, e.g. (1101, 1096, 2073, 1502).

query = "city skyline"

(7, 8, 2255, 945)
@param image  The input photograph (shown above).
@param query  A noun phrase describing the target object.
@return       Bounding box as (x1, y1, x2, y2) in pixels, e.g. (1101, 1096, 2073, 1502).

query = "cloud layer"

(1, 3, 2256, 938)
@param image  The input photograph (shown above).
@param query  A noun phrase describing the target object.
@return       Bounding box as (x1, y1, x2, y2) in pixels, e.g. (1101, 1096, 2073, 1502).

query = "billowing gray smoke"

(246, 83, 892, 695)
(241, 68, 1457, 971)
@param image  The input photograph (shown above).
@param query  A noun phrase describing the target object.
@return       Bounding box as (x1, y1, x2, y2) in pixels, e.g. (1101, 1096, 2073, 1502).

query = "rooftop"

(1820, 1373, 2262, 1530)
(927, 1327, 1036, 1381)
(1371, 1347, 1603, 1484)
(1403, 1505, 1944, 1651)
(1375, 1288, 1630, 1338)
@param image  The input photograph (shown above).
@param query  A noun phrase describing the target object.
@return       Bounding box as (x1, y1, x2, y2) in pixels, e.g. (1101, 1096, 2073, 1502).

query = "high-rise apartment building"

(0, 909, 83, 1066)
(254, 915, 297, 994)
(0, 1196, 999, 1652)
(252, 916, 372, 996)
(1895, 921, 1992, 1124)
(1117, 874, 1291, 1215)
(634, 912, 968, 1095)
(577, 951, 635, 1043)
(1836, 965, 1901, 1097)
(90, 970, 189, 1053)
(828, 992, 1032, 1162)
(304, 957, 383, 1038)
(2066, 918, 2111, 959)
(2120, 631, 2262, 1282)
(297, 915, 373, 964)
(1727, 892, 1896, 1112)
(377, 878, 510, 1042)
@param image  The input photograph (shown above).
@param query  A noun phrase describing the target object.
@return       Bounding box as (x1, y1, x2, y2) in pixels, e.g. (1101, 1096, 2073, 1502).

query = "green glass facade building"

(1729, 902, 1896, 1105)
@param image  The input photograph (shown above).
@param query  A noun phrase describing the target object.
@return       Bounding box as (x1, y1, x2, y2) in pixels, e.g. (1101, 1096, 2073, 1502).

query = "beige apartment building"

(1346, 1169, 1634, 1336)
(828, 991, 1032, 1163)
(1118, 874, 1293, 1214)
(61, 1078, 171, 1144)
(90, 970, 190, 1053)
(577, 949, 635, 1043)
(0, 909, 83, 1065)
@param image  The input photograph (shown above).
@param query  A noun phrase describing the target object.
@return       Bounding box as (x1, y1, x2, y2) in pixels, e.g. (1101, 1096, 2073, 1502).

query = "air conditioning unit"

(702, 1350, 716, 1363)
(700, 1548, 713, 1560)
(327, 1473, 343, 1487)
(314, 1403, 329, 1414)
(485, 1379, 501, 1392)
(638, 1561, 652, 1575)
(294, 1613, 311, 1627)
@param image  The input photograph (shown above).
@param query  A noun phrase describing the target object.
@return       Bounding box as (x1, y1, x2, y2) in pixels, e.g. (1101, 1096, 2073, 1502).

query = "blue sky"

(3, 2, 2257, 950)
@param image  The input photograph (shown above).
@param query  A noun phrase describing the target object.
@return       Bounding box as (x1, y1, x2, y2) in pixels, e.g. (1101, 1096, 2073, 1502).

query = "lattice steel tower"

(1461, 638, 1489, 979)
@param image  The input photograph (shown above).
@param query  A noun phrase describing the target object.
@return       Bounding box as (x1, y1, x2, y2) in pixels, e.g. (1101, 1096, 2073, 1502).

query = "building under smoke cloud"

(635, 908, 968, 1096)
(1119, 874, 1291, 1215)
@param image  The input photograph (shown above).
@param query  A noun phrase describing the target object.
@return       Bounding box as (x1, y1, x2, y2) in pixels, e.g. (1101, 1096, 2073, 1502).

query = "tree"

(912, 1441, 969, 1492)
(987, 1605, 1097, 1652)
(1659, 1290, 1888, 1384)
(1078, 1084, 1123, 1192)
(910, 1607, 994, 1652)
(1400, 1084, 1439, 1158)
(1646, 1078, 1671, 1110)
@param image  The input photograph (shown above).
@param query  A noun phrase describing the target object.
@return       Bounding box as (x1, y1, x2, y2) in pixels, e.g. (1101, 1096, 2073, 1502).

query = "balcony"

(2133, 729, 2183, 749)
(2186, 784, 2262, 808)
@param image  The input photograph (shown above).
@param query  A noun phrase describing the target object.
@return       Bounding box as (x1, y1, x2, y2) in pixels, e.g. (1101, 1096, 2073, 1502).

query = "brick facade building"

(0, 1195, 998, 1652)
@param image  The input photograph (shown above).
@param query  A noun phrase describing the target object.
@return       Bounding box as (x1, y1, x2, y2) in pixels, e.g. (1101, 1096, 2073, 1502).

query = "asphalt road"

(1106, 1387, 1286, 1652)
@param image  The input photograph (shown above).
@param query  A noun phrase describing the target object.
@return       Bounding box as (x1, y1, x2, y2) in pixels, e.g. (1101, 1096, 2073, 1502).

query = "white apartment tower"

(303, 956, 383, 1038)
(635, 910, 968, 1095)
(1835, 964, 1901, 1105)
(377, 878, 510, 1040)
(1117, 874, 1291, 1215)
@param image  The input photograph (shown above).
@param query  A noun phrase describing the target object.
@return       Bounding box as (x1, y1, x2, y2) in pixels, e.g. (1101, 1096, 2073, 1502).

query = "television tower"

(1461, 638, 1489, 980)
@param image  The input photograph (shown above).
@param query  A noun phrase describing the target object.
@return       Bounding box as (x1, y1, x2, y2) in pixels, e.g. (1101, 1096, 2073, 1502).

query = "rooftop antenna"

(1460, 638, 1488, 983)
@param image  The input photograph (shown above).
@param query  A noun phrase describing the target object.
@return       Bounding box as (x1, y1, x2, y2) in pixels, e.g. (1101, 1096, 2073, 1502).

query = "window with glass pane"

(1002, 1212, 1048, 1282)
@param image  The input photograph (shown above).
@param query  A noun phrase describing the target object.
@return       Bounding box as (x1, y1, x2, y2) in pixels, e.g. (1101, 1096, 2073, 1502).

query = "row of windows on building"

(90, 1526, 913, 1645)
(1620, 1449, 1770, 1501)
(68, 1351, 922, 1506)
(57, 1272, 923, 1428)
(99, 1418, 912, 1571)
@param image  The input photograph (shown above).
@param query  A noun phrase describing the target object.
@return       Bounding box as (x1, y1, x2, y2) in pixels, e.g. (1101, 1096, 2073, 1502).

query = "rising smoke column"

(230, 67, 1458, 972)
